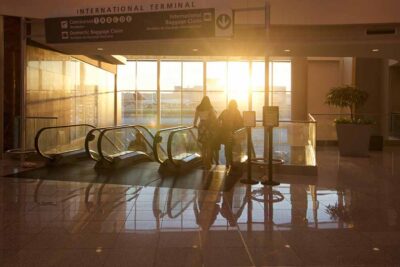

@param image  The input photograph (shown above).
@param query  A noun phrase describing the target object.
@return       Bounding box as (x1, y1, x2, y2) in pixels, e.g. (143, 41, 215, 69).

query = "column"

(291, 57, 308, 120)
(0, 16, 4, 157)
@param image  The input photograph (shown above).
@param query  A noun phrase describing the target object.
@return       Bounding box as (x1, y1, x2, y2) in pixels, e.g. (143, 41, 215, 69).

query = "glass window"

(251, 61, 265, 120)
(135, 91, 157, 127)
(182, 62, 203, 91)
(182, 62, 203, 125)
(117, 62, 136, 91)
(270, 61, 291, 120)
(161, 61, 181, 126)
(227, 61, 249, 112)
(206, 61, 227, 113)
(137, 61, 157, 91)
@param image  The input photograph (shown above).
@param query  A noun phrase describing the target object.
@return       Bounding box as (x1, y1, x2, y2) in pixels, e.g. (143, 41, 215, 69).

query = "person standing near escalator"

(194, 96, 217, 169)
(218, 100, 243, 171)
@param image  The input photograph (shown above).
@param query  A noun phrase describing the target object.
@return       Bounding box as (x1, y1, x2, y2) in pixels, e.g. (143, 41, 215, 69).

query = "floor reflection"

(1, 147, 400, 266)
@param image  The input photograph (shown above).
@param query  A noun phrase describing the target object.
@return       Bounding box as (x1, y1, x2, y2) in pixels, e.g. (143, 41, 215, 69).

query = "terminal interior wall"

(26, 45, 115, 128)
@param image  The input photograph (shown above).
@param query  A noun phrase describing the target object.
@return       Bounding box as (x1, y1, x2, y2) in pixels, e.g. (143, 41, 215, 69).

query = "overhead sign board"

(45, 8, 232, 43)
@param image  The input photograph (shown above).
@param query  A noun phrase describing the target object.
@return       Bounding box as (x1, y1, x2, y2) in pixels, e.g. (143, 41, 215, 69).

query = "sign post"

(240, 111, 258, 185)
(261, 106, 280, 186)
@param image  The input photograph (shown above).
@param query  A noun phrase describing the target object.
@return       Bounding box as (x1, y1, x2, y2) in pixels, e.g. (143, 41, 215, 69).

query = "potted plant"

(325, 85, 372, 157)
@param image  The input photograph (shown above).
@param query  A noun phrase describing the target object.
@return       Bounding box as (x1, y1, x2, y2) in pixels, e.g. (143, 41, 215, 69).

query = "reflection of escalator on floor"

(154, 126, 202, 175)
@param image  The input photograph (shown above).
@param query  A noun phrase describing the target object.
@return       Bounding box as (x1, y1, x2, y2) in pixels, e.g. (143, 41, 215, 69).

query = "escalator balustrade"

(35, 124, 95, 163)
(156, 126, 202, 174)
(97, 125, 156, 167)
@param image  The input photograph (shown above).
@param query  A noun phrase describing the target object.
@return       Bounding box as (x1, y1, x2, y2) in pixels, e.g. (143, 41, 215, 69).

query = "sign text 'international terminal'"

(45, 8, 232, 43)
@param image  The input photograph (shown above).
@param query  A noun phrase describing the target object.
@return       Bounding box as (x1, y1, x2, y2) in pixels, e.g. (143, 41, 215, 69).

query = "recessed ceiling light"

(97, 48, 104, 51)
(284, 49, 291, 52)
(372, 48, 379, 52)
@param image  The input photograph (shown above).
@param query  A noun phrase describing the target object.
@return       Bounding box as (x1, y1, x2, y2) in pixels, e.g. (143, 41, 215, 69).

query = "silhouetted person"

(194, 96, 218, 169)
(218, 100, 243, 170)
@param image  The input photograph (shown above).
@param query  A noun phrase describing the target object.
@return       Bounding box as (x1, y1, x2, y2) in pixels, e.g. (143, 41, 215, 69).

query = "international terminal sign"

(45, 8, 232, 43)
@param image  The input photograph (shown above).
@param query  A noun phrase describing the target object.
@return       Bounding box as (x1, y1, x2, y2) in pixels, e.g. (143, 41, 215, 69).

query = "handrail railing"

(167, 126, 200, 167)
(153, 126, 185, 164)
(256, 118, 316, 124)
(97, 125, 154, 163)
(26, 116, 58, 119)
(35, 124, 95, 160)
(22, 116, 59, 152)
(85, 126, 121, 161)
(308, 113, 316, 122)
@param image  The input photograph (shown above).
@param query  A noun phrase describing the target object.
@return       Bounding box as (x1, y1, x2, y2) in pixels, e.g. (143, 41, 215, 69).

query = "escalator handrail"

(85, 126, 123, 161)
(167, 126, 200, 167)
(35, 123, 95, 160)
(97, 125, 154, 163)
(131, 125, 156, 155)
(153, 126, 186, 163)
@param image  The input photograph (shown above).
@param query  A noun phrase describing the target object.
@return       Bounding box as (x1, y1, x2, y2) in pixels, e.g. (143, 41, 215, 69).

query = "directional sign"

(214, 9, 232, 37)
(216, 14, 231, 30)
(45, 8, 216, 43)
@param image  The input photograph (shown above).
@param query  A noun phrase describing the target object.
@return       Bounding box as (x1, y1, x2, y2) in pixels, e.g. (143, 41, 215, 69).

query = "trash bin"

(369, 135, 383, 151)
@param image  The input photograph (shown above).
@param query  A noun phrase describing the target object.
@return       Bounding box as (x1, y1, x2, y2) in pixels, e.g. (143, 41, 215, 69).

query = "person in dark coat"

(217, 100, 243, 170)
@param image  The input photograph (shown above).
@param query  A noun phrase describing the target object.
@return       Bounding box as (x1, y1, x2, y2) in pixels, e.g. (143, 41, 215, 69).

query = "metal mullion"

(226, 61, 229, 108)
(114, 71, 117, 126)
(157, 59, 161, 129)
(135, 61, 138, 124)
(180, 61, 183, 125)
(203, 60, 206, 97)
(20, 18, 27, 152)
(249, 60, 252, 111)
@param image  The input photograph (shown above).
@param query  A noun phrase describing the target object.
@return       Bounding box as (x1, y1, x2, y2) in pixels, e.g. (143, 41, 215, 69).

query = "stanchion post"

(261, 126, 280, 186)
(240, 126, 258, 185)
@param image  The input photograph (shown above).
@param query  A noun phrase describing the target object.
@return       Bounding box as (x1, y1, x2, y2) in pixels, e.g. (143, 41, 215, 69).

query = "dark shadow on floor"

(5, 160, 241, 192)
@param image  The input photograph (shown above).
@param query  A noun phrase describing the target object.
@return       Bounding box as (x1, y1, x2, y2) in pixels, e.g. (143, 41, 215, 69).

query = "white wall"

(306, 58, 352, 140)
(269, 0, 400, 25)
(307, 59, 342, 115)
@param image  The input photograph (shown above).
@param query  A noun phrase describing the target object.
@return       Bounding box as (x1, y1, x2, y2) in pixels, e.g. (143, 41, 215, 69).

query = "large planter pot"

(336, 123, 371, 157)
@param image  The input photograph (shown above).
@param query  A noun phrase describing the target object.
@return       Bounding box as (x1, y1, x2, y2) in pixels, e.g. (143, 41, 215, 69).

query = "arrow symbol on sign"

(216, 14, 231, 30)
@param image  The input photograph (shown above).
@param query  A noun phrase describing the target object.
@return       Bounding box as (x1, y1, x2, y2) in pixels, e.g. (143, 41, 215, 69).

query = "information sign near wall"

(263, 106, 279, 127)
(45, 8, 232, 43)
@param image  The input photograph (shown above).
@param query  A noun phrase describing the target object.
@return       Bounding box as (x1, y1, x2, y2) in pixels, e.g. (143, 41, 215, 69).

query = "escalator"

(96, 125, 156, 167)
(35, 124, 95, 163)
(154, 126, 202, 174)
(85, 126, 120, 161)
(35, 123, 204, 174)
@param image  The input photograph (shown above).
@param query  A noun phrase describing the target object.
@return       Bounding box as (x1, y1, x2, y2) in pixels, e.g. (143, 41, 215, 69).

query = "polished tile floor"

(0, 146, 400, 266)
